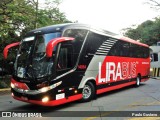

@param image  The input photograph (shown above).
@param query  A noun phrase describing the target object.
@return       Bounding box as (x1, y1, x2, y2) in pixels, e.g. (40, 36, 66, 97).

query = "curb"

(0, 88, 10, 92)
(151, 77, 160, 80)
(0, 88, 11, 95)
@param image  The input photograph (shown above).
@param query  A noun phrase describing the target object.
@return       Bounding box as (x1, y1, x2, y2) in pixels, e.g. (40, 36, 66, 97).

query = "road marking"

(84, 99, 160, 120)
(84, 117, 97, 120)
(127, 101, 160, 107)
(128, 117, 160, 120)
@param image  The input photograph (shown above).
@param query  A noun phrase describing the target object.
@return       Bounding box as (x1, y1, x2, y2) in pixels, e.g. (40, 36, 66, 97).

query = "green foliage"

(146, 0, 160, 11)
(124, 18, 160, 45)
(0, 0, 70, 62)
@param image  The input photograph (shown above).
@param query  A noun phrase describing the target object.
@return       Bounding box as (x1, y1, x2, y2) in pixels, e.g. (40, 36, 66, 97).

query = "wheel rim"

(82, 85, 92, 99)
(137, 77, 140, 86)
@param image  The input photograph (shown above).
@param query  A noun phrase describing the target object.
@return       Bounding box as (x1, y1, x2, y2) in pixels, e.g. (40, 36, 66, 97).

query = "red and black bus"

(3, 23, 150, 106)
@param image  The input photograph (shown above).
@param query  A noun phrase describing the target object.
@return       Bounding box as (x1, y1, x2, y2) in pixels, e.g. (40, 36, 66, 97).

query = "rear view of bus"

(3, 23, 150, 106)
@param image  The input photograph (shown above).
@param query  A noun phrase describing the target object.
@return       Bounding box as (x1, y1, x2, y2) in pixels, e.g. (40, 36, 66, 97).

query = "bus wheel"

(136, 75, 141, 87)
(81, 82, 95, 102)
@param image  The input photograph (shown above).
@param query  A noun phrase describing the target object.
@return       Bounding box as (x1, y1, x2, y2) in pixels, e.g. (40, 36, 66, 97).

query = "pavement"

(0, 78, 160, 120)
(152, 77, 160, 80)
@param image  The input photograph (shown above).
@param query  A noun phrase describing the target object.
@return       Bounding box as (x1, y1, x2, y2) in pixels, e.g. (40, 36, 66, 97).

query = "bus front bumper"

(12, 94, 82, 106)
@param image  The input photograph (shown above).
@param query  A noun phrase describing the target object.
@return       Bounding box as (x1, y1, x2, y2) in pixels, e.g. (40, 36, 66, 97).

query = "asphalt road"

(0, 78, 160, 120)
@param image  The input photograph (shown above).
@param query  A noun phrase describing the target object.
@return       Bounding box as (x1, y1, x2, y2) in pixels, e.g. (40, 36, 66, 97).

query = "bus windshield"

(14, 32, 61, 79)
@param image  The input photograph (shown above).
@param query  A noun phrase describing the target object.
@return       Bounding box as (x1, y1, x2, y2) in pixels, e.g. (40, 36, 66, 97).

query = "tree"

(124, 0, 160, 45)
(124, 18, 160, 45)
(0, 0, 70, 65)
(146, 0, 160, 10)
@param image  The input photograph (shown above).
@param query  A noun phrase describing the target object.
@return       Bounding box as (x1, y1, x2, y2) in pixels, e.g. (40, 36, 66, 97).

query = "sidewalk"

(0, 88, 10, 95)
(151, 77, 160, 80)
(0, 75, 11, 94)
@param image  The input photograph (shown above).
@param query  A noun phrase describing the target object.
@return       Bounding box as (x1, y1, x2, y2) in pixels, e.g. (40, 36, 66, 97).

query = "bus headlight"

(42, 96, 49, 103)
(50, 81, 62, 89)
(39, 87, 49, 93)
(38, 81, 62, 93)
(150, 68, 153, 72)
(11, 83, 15, 88)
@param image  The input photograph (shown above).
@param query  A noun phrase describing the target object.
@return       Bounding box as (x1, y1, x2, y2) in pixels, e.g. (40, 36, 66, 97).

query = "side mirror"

(3, 42, 20, 59)
(46, 37, 74, 58)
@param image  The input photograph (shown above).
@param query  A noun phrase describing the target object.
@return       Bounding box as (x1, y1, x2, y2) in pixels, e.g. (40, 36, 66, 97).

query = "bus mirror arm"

(46, 37, 75, 58)
(3, 42, 20, 59)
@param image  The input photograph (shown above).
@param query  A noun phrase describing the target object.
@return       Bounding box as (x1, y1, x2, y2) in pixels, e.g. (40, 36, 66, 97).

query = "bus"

(3, 23, 150, 106)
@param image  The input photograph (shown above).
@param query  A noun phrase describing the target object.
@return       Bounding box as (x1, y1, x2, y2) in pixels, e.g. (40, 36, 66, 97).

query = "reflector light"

(74, 90, 78, 94)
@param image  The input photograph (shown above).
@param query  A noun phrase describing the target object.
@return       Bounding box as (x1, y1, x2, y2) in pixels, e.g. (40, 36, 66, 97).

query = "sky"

(39, 0, 159, 34)
(59, 0, 159, 34)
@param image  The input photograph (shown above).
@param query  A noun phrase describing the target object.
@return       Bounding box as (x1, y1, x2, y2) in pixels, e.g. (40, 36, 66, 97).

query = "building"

(150, 42, 160, 77)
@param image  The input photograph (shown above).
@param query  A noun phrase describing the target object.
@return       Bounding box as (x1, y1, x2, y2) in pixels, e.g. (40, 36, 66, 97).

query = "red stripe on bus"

(120, 37, 148, 47)
(97, 81, 136, 94)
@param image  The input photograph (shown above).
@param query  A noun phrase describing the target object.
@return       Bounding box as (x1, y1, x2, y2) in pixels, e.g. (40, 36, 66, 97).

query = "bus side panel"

(77, 31, 150, 95)
(96, 56, 150, 94)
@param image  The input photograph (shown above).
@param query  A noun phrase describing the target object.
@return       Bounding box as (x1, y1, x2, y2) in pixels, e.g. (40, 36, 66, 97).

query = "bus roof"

(119, 36, 149, 47)
(26, 23, 148, 47)
(26, 23, 117, 37)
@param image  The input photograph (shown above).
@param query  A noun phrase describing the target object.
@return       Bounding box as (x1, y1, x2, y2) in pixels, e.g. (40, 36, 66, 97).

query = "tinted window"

(86, 32, 106, 54)
(57, 44, 73, 70)
(130, 43, 149, 58)
(44, 32, 61, 45)
(63, 29, 88, 53)
(119, 41, 130, 57)
(108, 41, 130, 57)
(108, 40, 149, 58)
(63, 29, 88, 66)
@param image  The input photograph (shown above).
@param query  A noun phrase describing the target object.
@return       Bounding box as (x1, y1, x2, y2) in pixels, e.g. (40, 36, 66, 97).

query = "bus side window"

(57, 43, 73, 71)
(85, 32, 106, 55)
(120, 41, 130, 57)
(63, 29, 88, 67)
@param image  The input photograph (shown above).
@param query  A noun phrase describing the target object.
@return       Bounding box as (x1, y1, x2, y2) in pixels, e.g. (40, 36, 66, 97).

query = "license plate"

(56, 93, 65, 100)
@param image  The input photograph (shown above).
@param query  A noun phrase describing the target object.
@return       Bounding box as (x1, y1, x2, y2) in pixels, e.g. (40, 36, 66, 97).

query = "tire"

(136, 75, 141, 87)
(81, 82, 95, 102)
